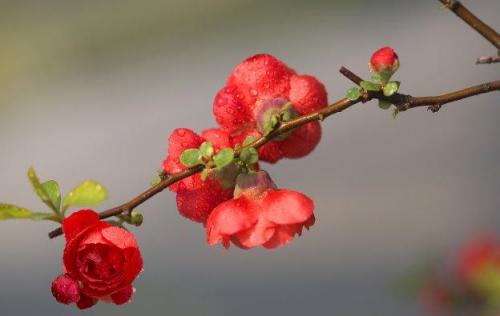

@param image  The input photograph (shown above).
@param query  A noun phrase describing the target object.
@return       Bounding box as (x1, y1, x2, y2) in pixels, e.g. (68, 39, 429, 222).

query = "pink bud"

(369, 46, 399, 76)
(51, 274, 80, 305)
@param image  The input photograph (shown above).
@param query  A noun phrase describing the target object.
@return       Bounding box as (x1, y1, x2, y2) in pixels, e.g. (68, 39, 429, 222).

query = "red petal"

(258, 141, 284, 164)
(176, 179, 233, 223)
(262, 224, 301, 249)
(262, 190, 314, 225)
(213, 84, 254, 131)
(234, 214, 276, 248)
(279, 121, 321, 159)
(201, 128, 232, 150)
(76, 293, 98, 309)
(289, 74, 328, 115)
(62, 209, 100, 242)
(101, 226, 139, 249)
(110, 285, 134, 305)
(206, 197, 259, 246)
(167, 128, 204, 159)
(228, 54, 294, 100)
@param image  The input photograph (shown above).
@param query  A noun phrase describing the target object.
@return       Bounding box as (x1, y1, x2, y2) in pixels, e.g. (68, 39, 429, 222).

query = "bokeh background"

(0, 0, 499, 315)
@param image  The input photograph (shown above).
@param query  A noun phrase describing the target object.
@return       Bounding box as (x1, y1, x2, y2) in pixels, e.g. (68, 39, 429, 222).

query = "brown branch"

(476, 55, 500, 64)
(48, 68, 499, 239)
(438, 0, 500, 50)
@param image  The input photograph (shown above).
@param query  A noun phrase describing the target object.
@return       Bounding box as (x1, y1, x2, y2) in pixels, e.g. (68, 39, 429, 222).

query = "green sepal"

(240, 147, 259, 164)
(378, 100, 392, 110)
(360, 81, 381, 92)
(346, 87, 362, 101)
(62, 180, 108, 212)
(180, 148, 202, 168)
(243, 135, 258, 147)
(214, 148, 234, 169)
(199, 142, 214, 158)
(383, 81, 400, 97)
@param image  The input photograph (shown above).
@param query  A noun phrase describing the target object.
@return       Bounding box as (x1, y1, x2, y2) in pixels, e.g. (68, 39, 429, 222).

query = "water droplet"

(250, 89, 258, 96)
(176, 129, 186, 137)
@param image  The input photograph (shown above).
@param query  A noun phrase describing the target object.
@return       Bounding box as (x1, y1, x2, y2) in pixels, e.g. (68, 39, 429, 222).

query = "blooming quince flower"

(206, 170, 315, 249)
(213, 54, 328, 163)
(162, 128, 234, 223)
(51, 210, 143, 309)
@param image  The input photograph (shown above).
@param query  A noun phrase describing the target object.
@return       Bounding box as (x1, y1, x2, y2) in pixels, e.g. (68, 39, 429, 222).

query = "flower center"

(253, 97, 298, 138)
(78, 244, 124, 280)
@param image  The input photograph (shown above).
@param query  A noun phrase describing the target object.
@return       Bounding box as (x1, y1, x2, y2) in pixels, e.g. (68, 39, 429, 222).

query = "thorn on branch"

(427, 104, 442, 113)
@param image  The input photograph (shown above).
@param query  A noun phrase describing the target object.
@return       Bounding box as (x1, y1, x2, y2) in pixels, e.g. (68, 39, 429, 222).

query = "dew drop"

(250, 89, 258, 96)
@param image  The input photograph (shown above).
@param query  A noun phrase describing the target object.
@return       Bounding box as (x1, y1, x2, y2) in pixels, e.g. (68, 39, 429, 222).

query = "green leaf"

(180, 149, 202, 167)
(62, 180, 108, 211)
(392, 109, 400, 119)
(346, 87, 362, 101)
(27, 167, 59, 213)
(371, 73, 392, 84)
(360, 81, 381, 92)
(150, 175, 161, 186)
(0, 203, 56, 221)
(240, 147, 259, 164)
(41, 180, 61, 211)
(383, 81, 400, 97)
(199, 142, 214, 158)
(243, 135, 257, 147)
(378, 100, 392, 110)
(214, 148, 234, 169)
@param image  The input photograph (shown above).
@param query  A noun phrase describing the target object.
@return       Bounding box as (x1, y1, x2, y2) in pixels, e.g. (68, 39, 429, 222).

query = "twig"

(438, 0, 500, 64)
(476, 55, 500, 65)
(438, 0, 499, 50)
(48, 68, 500, 239)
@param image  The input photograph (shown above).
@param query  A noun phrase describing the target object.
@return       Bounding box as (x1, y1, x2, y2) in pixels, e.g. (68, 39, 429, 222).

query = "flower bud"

(369, 46, 399, 81)
(51, 274, 80, 305)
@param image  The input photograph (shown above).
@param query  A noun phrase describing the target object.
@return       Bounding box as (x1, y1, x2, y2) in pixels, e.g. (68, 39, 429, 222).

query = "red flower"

(213, 54, 328, 163)
(162, 128, 234, 223)
(51, 210, 143, 309)
(206, 171, 315, 249)
(455, 234, 500, 285)
(369, 46, 399, 75)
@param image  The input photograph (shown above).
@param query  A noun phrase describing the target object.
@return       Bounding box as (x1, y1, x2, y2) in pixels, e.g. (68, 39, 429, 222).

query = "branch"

(438, 0, 499, 50)
(48, 69, 500, 239)
(438, 0, 500, 64)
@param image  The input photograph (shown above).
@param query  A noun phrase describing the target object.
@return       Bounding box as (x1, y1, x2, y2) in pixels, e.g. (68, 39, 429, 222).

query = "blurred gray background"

(0, 0, 499, 315)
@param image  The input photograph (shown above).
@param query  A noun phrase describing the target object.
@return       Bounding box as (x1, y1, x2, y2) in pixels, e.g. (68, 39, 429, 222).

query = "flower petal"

(279, 121, 321, 159)
(289, 74, 328, 115)
(262, 224, 301, 249)
(76, 293, 98, 309)
(62, 209, 100, 242)
(234, 214, 276, 248)
(110, 285, 134, 305)
(206, 197, 259, 246)
(213, 84, 254, 130)
(262, 190, 314, 225)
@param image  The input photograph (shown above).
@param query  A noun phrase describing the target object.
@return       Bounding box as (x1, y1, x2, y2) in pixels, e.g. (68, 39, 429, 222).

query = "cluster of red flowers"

(162, 53, 329, 250)
(50, 47, 401, 309)
(419, 235, 500, 315)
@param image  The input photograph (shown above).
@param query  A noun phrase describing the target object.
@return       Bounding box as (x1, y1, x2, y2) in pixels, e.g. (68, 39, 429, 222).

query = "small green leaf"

(27, 167, 59, 213)
(150, 175, 161, 186)
(243, 135, 257, 147)
(214, 148, 234, 168)
(0, 203, 56, 221)
(180, 149, 202, 167)
(383, 81, 399, 97)
(378, 100, 392, 110)
(346, 87, 362, 101)
(199, 142, 214, 158)
(41, 180, 61, 211)
(62, 180, 108, 211)
(371, 72, 392, 84)
(240, 147, 259, 164)
(360, 81, 381, 92)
